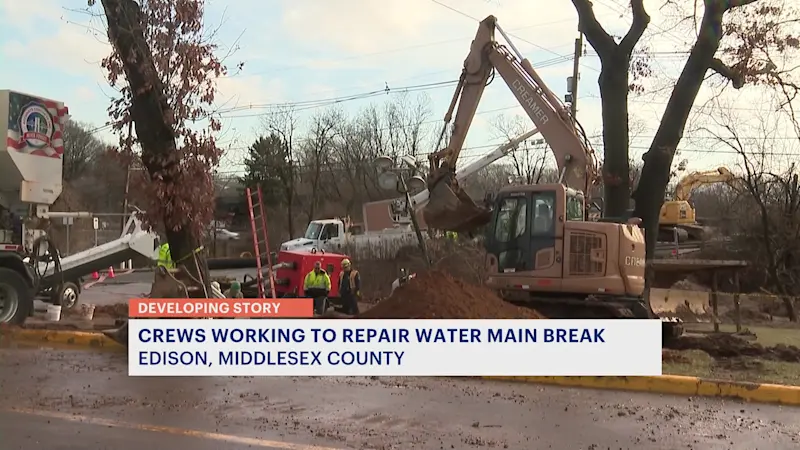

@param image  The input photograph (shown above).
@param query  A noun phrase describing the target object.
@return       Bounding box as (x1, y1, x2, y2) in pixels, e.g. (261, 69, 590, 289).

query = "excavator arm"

(673, 167, 735, 201)
(424, 15, 598, 232)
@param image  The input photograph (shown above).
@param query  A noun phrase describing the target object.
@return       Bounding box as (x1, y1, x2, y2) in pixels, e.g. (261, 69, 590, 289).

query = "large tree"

(241, 133, 297, 235)
(94, 0, 231, 283)
(571, 0, 650, 218)
(572, 0, 799, 268)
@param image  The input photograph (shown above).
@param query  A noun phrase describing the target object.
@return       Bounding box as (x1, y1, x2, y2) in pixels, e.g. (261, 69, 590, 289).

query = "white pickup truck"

(280, 218, 421, 254)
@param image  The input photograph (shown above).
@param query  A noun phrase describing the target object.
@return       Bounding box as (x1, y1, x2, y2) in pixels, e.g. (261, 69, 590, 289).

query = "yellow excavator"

(422, 15, 682, 337)
(658, 167, 736, 242)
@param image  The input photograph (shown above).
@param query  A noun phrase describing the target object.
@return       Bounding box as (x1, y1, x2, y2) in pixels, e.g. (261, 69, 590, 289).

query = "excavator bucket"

(423, 172, 492, 233)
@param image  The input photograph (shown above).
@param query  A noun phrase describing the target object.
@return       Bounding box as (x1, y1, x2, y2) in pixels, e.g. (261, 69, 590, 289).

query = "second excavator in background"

(658, 167, 736, 242)
(421, 15, 682, 337)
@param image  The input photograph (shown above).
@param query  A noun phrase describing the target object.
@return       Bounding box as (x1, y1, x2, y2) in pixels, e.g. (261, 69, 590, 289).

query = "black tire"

(0, 267, 34, 325)
(52, 281, 80, 309)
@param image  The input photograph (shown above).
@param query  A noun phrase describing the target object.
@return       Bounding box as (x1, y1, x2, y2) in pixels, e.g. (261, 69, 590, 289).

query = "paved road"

(1, 348, 798, 449)
(0, 410, 297, 450)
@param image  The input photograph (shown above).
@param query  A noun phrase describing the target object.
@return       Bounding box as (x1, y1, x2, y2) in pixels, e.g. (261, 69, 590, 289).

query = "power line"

(224, 16, 587, 82)
(214, 52, 576, 118)
(212, 138, 800, 177)
(429, 0, 601, 74)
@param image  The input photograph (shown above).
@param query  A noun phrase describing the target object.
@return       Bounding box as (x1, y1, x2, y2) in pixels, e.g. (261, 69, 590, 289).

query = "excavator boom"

(424, 15, 598, 232)
(673, 167, 735, 201)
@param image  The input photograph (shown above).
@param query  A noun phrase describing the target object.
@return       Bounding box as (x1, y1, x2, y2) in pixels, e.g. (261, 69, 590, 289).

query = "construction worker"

(338, 259, 361, 315)
(304, 261, 331, 315)
(157, 241, 175, 269)
(446, 231, 458, 241)
(224, 281, 243, 299)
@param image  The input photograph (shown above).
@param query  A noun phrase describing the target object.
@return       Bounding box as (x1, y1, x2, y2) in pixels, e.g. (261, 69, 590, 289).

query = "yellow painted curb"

(0, 328, 126, 351)
(482, 376, 800, 406)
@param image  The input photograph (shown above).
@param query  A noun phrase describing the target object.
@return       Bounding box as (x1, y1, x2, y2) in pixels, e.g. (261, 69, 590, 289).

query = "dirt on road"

(359, 269, 544, 319)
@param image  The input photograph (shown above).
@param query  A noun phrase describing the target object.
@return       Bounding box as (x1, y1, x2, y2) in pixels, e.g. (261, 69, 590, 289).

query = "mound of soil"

(358, 269, 544, 319)
(665, 333, 800, 363)
(94, 303, 129, 318)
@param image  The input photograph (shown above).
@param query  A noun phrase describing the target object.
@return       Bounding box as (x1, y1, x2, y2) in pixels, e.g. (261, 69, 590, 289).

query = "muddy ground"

(666, 334, 800, 362)
(1, 348, 799, 449)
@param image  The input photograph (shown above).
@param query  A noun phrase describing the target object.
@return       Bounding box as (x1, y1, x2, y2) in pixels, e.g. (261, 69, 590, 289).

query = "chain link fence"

(47, 214, 139, 256)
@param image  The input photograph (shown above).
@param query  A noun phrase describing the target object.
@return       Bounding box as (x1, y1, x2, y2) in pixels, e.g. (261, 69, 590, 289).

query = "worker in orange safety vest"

(338, 258, 361, 315)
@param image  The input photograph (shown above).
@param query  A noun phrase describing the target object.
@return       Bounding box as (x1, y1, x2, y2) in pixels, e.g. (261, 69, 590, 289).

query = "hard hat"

(230, 281, 241, 290)
(341, 258, 351, 268)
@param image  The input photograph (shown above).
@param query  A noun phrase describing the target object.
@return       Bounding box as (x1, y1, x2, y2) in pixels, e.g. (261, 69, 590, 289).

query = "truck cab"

(281, 218, 350, 252)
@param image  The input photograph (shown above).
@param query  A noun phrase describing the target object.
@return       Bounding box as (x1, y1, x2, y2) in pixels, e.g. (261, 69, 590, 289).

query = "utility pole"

(120, 162, 132, 232)
(569, 33, 583, 122)
(120, 121, 134, 237)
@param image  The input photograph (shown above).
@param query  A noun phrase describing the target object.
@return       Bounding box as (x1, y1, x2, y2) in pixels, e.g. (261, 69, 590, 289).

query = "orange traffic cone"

(92, 271, 99, 280)
(108, 266, 115, 279)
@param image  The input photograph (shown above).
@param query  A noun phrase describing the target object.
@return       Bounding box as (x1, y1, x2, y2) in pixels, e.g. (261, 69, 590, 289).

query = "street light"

(374, 156, 394, 171)
(407, 175, 426, 191)
(378, 171, 399, 191)
(373, 154, 431, 267)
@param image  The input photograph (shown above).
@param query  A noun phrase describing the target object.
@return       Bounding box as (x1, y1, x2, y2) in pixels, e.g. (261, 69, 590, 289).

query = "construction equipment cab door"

(486, 188, 563, 290)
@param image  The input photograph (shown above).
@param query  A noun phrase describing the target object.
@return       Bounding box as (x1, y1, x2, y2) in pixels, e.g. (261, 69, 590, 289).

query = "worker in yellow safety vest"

(157, 242, 175, 269)
(445, 231, 458, 241)
(304, 261, 331, 315)
(338, 258, 361, 315)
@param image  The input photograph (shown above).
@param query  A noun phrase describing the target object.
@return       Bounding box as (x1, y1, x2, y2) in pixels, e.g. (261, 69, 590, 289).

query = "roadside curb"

(481, 375, 800, 406)
(3, 329, 798, 407)
(0, 328, 126, 351)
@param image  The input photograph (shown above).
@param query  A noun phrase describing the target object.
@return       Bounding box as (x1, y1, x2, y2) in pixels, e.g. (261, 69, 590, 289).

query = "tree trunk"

(784, 298, 798, 322)
(102, 0, 208, 292)
(598, 54, 632, 217)
(633, 6, 727, 266)
(284, 183, 295, 238)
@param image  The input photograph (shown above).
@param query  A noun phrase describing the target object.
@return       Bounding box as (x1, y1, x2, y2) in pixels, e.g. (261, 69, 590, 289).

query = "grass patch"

(663, 325, 800, 385)
(683, 323, 800, 347)
(663, 349, 800, 386)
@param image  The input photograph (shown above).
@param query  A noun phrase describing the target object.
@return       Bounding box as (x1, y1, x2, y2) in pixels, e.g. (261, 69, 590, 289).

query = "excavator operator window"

(566, 194, 584, 221)
(531, 191, 556, 235)
(493, 197, 527, 243)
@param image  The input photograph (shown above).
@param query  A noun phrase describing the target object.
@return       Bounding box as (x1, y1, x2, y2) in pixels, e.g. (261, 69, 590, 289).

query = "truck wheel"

(53, 281, 80, 310)
(0, 267, 34, 325)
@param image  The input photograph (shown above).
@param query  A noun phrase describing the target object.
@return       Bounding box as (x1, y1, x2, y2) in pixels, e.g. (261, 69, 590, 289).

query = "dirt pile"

(665, 333, 800, 363)
(359, 269, 544, 319)
(94, 303, 129, 318)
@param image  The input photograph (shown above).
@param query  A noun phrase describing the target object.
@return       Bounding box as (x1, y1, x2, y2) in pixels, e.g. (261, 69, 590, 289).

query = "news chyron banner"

(128, 298, 663, 377)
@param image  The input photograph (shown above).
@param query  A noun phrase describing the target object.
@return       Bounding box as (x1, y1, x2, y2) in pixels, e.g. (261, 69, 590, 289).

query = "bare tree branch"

(709, 57, 745, 88)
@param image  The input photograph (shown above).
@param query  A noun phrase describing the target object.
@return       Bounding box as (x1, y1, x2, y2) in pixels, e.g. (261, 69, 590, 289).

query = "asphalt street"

(0, 409, 304, 450)
(1, 348, 799, 449)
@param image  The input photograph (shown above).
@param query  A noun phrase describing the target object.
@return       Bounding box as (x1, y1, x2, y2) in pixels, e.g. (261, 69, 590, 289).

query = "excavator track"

(658, 224, 705, 243)
(504, 295, 684, 344)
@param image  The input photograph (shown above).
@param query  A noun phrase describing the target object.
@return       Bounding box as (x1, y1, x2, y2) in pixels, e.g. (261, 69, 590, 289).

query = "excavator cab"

(483, 183, 662, 321)
(423, 169, 493, 233)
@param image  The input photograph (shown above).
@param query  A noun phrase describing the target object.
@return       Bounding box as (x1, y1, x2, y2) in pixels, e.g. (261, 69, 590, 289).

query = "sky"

(1, 0, 797, 179)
